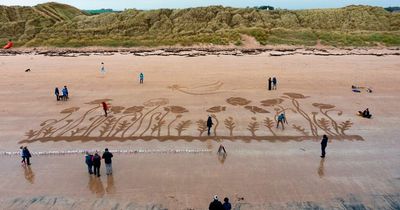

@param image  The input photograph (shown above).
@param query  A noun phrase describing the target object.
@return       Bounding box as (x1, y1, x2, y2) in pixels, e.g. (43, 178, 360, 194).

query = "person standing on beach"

(268, 77, 272, 91)
(62, 86, 69, 100)
(209, 195, 223, 210)
(100, 62, 106, 75)
(321, 135, 328, 158)
(22, 146, 32, 165)
(207, 116, 213, 136)
(93, 152, 101, 177)
(19, 146, 25, 164)
(102, 148, 114, 175)
(276, 113, 287, 129)
(85, 151, 93, 175)
(102, 102, 109, 117)
(139, 72, 144, 84)
(222, 197, 232, 210)
(272, 77, 277, 90)
(55, 87, 60, 101)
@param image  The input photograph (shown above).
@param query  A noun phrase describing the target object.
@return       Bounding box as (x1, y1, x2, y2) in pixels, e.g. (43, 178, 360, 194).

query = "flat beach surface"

(0, 53, 399, 209)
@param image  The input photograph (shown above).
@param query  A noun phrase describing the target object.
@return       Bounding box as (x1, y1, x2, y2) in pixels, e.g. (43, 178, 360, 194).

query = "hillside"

(0, 2, 400, 47)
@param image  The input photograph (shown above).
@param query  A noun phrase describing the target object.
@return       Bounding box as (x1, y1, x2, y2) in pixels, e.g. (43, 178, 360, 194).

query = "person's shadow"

(23, 165, 35, 184)
(88, 176, 105, 197)
(318, 158, 325, 178)
(106, 175, 116, 194)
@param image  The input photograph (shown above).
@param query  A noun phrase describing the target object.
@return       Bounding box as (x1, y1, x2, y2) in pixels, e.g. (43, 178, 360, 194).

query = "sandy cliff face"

(1, 3, 400, 47)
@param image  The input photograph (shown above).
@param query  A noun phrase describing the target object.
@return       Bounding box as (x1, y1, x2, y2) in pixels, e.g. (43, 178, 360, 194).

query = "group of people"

(54, 86, 69, 101)
(209, 195, 231, 210)
(19, 146, 32, 165)
(85, 148, 114, 177)
(267, 77, 278, 90)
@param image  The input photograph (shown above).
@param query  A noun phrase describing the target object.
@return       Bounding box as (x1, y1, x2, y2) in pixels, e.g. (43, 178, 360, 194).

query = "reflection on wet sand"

(88, 176, 105, 197)
(318, 158, 325, 178)
(23, 165, 35, 184)
(88, 175, 116, 196)
(106, 175, 115, 194)
(218, 153, 227, 164)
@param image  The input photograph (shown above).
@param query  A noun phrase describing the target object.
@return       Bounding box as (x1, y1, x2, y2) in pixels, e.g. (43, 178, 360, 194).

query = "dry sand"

(0, 53, 399, 209)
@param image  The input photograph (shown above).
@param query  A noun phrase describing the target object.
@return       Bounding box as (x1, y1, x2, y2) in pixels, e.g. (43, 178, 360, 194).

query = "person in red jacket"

(3, 39, 13, 49)
(102, 102, 109, 117)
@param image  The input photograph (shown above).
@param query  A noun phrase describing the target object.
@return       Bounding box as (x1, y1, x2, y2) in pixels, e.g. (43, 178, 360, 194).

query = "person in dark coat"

(272, 77, 277, 90)
(102, 148, 113, 175)
(321, 135, 328, 158)
(209, 195, 223, 210)
(93, 152, 101, 177)
(55, 87, 60, 101)
(222, 197, 232, 210)
(207, 116, 213, 136)
(22, 146, 32, 165)
(85, 151, 93, 174)
(268, 77, 272, 91)
(102, 102, 109, 117)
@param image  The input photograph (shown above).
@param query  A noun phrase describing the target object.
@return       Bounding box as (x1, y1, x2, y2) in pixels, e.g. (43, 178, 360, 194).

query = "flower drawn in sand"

(226, 97, 251, 106)
(110, 106, 125, 114)
(244, 106, 269, 114)
(260, 98, 284, 107)
(60, 107, 80, 114)
(164, 106, 189, 136)
(143, 98, 169, 107)
(167, 106, 189, 114)
(282, 93, 309, 99)
(123, 106, 144, 114)
(207, 106, 226, 113)
(311, 103, 346, 136)
(207, 106, 226, 136)
(312, 103, 336, 110)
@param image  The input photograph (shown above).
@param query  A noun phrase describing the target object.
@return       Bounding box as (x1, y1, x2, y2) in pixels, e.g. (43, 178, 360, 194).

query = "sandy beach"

(0, 52, 399, 209)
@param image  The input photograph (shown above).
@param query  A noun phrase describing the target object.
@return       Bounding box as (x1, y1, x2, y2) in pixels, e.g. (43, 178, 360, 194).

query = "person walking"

(272, 77, 277, 90)
(207, 116, 213, 136)
(276, 113, 287, 129)
(85, 151, 94, 174)
(139, 72, 144, 84)
(55, 87, 60, 101)
(102, 102, 109, 117)
(320, 134, 328, 158)
(19, 146, 25, 164)
(102, 148, 114, 175)
(222, 197, 232, 210)
(93, 152, 101, 177)
(100, 62, 106, 75)
(268, 77, 272, 91)
(22, 146, 32, 165)
(209, 195, 223, 210)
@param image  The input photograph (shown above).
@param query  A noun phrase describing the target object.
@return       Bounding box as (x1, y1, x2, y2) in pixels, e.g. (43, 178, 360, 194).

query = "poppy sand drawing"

(21, 94, 363, 143)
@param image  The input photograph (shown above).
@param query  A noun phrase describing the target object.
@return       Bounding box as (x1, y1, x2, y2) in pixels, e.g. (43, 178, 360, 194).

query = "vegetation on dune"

(0, 3, 399, 47)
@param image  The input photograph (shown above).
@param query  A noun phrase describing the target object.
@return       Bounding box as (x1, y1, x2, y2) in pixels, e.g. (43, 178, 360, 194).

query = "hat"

(213, 195, 218, 200)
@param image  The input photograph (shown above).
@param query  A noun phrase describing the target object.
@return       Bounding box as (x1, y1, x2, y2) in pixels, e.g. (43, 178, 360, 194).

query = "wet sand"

(0, 53, 399, 209)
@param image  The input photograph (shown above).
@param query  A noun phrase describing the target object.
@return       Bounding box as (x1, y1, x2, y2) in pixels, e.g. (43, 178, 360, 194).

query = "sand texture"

(0, 53, 399, 209)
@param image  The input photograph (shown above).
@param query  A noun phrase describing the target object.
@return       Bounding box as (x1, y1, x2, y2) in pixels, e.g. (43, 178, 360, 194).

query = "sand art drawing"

(21, 93, 363, 143)
(168, 81, 224, 95)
